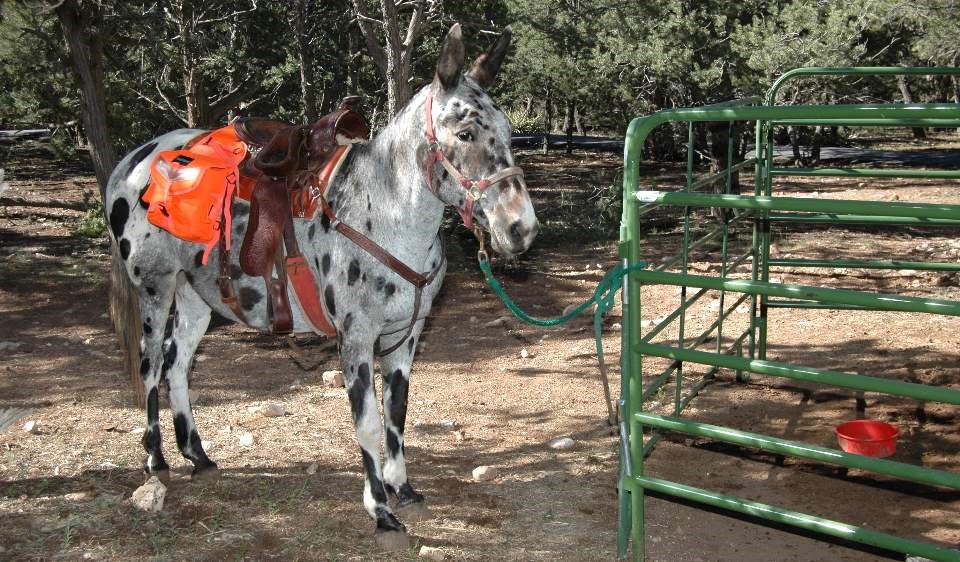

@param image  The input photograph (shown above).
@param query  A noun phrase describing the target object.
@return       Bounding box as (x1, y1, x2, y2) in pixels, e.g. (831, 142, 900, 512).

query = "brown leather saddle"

(224, 96, 369, 335)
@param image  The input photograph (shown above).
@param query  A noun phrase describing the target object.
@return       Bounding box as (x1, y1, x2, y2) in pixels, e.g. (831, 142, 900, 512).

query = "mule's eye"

(457, 130, 474, 142)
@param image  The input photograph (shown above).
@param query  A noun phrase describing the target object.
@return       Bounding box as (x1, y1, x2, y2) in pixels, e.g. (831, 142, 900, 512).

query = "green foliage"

(73, 195, 107, 238)
(1, 0, 956, 162)
(504, 107, 542, 134)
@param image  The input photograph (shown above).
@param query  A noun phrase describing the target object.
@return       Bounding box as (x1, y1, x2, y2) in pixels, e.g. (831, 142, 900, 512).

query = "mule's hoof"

(375, 530, 411, 552)
(190, 466, 220, 485)
(396, 501, 433, 522)
(148, 469, 171, 486)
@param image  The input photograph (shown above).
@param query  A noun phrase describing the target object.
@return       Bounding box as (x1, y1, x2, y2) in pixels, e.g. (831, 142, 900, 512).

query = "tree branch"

(351, 0, 388, 76)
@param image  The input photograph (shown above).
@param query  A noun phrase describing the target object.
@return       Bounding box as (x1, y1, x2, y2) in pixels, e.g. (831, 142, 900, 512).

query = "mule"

(105, 24, 537, 545)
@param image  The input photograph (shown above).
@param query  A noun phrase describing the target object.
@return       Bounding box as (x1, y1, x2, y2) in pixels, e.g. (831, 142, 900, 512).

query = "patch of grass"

(73, 192, 107, 238)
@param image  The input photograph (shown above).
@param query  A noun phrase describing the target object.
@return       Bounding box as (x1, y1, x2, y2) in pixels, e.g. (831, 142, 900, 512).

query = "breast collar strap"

(423, 91, 523, 229)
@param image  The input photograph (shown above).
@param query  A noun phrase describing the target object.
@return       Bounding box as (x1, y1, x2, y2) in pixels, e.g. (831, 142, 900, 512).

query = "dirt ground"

(1, 137, 959, 561)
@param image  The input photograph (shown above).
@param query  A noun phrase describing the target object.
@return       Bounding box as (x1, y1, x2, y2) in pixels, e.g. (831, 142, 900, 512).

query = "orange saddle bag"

(141, 127, 248, 264)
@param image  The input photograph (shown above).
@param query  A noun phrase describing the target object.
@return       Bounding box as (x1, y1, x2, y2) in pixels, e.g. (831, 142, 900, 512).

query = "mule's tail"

(109, 241, 144, 408)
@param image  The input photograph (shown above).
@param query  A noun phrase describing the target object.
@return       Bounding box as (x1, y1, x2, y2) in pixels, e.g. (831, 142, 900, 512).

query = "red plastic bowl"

(835, 420, 899, 458)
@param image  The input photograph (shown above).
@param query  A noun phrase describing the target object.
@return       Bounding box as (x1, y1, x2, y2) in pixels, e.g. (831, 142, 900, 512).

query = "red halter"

(423, 92, 524, 229)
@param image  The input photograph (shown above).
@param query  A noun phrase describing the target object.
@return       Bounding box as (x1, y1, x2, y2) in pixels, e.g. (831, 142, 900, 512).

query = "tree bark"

(294, 0, 319, 122)
(897, 75, 926, 139)
(352, 0, 426, 119)
(542, 93, 553, 154)
(55, 0, 142, 407)
(563, 100, 574, 155)
(54, 0, 115, 194)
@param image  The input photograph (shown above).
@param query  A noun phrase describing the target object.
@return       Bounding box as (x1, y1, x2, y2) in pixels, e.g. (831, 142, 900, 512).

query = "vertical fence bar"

(675, 122, 695, 415)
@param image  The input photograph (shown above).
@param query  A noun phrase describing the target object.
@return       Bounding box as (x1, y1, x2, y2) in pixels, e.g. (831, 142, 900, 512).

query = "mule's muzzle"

(507, 219, 539, 254)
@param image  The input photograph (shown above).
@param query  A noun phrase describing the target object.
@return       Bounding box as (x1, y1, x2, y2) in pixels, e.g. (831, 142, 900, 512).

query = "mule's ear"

(434, 23, 465, 91)
(467, 26, 512, 90)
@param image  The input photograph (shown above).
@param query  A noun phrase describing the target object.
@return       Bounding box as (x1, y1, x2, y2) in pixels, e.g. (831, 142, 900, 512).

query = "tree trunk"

(352, 0, 426, 120)
(55, 0, 143, 408)
(294, 0, 319, 122)
(897, 75, 926, 139)
(542, 93, 553, 154)
(563, 100, 574, 155)
(709, 123, 742, 222)
(574, 104, 584, 136)
(54, 0, 115, 193)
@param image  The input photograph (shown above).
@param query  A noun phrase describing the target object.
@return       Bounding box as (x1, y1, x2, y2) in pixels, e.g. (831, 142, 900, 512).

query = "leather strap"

(322, 201, 440, 289)
(217, 228, 248, 324)
(423, 92, 524, 229)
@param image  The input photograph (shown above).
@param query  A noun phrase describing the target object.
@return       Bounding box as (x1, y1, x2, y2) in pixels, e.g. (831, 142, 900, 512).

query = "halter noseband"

(423, 91, 524, 229)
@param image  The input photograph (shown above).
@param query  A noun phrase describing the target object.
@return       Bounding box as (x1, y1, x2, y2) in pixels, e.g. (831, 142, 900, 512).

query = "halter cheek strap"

(423, 92, 523, 229)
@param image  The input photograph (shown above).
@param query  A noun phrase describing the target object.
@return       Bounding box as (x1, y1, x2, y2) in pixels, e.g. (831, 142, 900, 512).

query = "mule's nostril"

(509, 220, 525, 246)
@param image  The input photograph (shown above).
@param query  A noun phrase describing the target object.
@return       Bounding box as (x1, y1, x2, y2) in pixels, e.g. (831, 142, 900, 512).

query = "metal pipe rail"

(634, 191, 960, 221)
(634, 476, 960, 562)
(636, 412, 960, 490)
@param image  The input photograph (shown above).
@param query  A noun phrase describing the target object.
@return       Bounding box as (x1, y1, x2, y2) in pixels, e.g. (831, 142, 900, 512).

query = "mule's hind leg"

(164, 278, 217, 480)
(340, 331, 407, 547)
(378, 320, 429, 520)
(136, 276, 177, 483)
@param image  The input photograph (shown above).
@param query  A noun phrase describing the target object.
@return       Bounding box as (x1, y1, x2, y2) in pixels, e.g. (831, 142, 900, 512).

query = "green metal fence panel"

(617, 67, 960, 561)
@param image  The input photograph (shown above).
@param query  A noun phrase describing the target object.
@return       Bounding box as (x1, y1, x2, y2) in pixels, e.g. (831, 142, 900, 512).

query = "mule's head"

(425, 24, 538, 257)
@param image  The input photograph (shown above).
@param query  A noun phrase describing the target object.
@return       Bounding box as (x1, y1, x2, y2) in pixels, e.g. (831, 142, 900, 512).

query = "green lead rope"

(478, 258, 647, 425)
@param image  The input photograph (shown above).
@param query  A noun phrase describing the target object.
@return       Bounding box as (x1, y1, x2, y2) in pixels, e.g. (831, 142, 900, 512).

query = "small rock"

(64, 491, 93, 501)
(0, 341, 21, 352)
(22, 420, 39, 434)
(483, 317, 509, 328)
(201, 440, 214, 452)
(469, 316, 478, 323)
(238, 432, 254, 447)
(609, 322, 622, 331)
(708, 299, 721, 310)
(188, 389, 200, 404)
(453, 429, 466, 442)
(130, 426, 145, 434)
(321, 370, 344, 387)
(130, 476, 166, 512)
(305, 462, 318, 475)
(548, 437, 575, 450)
(419, 545, 446, 561)
(439, 419, 457, 428)
(520, 348, 530, 359)
(641, 319, 656, 328)
(260, 403, 286, 418)
(472, 465, 499, 482)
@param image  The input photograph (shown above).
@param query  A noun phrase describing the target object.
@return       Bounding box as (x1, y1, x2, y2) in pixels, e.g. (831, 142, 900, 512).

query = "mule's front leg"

(340, 337, 407, 544)
(378, 321, 429, 516)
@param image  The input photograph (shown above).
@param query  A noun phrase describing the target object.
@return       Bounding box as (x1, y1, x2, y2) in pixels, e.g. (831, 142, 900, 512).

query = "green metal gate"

(616, 68, 960, 561)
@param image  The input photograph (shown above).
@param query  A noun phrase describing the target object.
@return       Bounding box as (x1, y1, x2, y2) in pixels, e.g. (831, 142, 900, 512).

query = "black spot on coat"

(308, 223, 316, 240)
(365, 219, 372, 233)
(139, 357, 151, 379)
(384, 283, 396, 298)
(194, 251, 204, 268)
(133, 266, 141, 276)
(347, 259, 360, 285)
(239, 287, 262, 311)
(342, 312, 353, 334)
(127, 141, 158, 177)
(387, 369, 408, 432)
(320, 213, 331, 232)
(324, 286, 337, 316)
(321, 254, 331, 276)
(145, 285, 155, 296)
(349, 363, 372, 423)
(162, 340, 178, 372)
(142, 322, 153, 335)
(109, 198, 130, 239)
